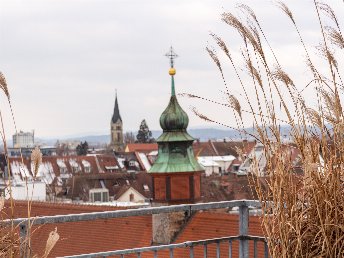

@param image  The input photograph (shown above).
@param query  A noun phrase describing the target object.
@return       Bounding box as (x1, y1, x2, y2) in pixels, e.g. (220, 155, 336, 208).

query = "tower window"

(117, 133, 121, 141)
(116, 126, 121, 130)
(130, 193, 134, 202)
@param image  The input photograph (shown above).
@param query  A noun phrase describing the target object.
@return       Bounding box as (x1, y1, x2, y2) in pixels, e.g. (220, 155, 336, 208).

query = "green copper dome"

(149, 54, 204, 174)
(160, 77, 189, 131)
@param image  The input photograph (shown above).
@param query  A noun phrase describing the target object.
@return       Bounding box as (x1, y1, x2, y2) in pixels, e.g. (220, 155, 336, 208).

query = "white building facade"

(13, 130, 34, 148)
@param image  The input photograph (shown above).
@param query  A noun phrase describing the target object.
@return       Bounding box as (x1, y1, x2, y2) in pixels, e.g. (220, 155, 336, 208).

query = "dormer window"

(69, 159, 80, 173)
(89, 188, 109, 202)
(57, 159, 67, 175)
(82, 160, 91, 173)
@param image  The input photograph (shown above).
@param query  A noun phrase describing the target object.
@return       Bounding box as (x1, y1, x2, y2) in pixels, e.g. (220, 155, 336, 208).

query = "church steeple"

(149, 47, 204, 202)
(112, 91, 122, 123)
(110, 91, 124, 151)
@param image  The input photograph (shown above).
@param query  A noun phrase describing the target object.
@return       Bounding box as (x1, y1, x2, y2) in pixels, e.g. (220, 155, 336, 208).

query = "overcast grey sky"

(0, 0, 343, 138)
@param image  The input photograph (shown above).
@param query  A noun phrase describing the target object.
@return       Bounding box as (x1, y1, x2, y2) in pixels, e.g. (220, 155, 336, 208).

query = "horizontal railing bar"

(2, 200, 261, 226)
(58, 235, 266, 258)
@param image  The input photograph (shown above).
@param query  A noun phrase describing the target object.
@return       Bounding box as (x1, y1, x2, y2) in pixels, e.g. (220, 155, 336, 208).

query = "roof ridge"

(209, 140, 219, 156)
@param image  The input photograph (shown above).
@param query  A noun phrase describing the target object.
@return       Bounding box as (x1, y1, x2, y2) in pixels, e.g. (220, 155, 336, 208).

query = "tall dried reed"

(0, 72, 59, 257)
(193, 1, 344, 257)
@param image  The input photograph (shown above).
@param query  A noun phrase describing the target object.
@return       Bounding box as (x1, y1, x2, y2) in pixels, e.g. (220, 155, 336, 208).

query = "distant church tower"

(110, 92, 124, 151)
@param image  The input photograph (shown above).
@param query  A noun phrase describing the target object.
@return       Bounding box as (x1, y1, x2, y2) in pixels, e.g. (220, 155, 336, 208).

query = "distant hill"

(64, 128, 245, 144)
(6, 126, 293, 147)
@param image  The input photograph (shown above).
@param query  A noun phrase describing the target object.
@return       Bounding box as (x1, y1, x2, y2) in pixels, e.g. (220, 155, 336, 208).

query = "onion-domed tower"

(149, 47, 204, 205)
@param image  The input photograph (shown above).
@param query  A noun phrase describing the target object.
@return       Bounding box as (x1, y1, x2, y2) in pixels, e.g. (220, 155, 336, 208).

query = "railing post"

(239, 204, 249, 258)
(20, 221, 28, 258)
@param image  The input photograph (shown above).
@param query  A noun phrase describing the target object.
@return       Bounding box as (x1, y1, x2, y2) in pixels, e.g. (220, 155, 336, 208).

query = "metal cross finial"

(165, 46, 178, 68)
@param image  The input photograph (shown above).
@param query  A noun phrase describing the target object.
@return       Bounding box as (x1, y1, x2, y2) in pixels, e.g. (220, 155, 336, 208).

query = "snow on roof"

(148, 150, 158, 156)
(197, 155, 235, 167)
(137, 152, 151, 171)
(105, 166, 119, 170)
(116, 158, 125, 169)
(36, 162, 55, 185)
(57, 159, 67, 168)
(212, 155, 236, 162)
(56, 177, 63, 186)
(11, 161, 31, 180)
(69, 159, 79, 168)
(82, 201, 149, 207)
(197, 157, 220, 167)
(10, 161, 26, 183)
(82, 160, 90, 167)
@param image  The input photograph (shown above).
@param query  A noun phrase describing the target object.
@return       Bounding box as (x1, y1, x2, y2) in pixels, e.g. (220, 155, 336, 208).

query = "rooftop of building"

(2, 200, 264, 257)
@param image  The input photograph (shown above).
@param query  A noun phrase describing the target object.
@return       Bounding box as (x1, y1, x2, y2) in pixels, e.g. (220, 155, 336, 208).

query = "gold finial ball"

(169, 68, 176, 76)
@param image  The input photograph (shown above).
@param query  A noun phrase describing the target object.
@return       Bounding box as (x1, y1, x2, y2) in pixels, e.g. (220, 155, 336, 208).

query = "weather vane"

(165, 46, 178, 68)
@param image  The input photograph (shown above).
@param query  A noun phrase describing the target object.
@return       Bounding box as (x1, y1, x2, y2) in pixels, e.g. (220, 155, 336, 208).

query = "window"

(93, 192, 102, 202)
(116, 126, 121, 130)
(129, 193, 134, 202)
(89, 189, 109, 202)
(102, 192, 109, 202)
(60, 167, 67, 174)
(129, 160, 136, 167)
(117, 133, 121, 141)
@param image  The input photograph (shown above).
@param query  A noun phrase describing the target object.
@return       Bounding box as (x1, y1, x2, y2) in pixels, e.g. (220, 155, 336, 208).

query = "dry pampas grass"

(189, 0, 344, 257)
(31, 227, 60, 258)
(31, 146, 42, 179)
(0, 195, 4, 212)
(0, 72, 59, 257)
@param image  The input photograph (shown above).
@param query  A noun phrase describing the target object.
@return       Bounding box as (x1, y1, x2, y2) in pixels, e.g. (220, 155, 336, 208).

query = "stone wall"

(152, 211, 187, 244)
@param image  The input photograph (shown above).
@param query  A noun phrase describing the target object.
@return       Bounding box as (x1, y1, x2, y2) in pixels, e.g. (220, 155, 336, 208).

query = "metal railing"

(5, 200, 268, 258)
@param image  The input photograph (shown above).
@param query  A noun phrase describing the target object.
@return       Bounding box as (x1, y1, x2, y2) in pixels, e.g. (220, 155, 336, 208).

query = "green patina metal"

(149, 69, 204, 174)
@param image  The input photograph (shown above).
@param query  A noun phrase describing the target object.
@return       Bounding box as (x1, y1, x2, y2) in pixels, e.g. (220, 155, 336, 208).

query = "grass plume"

(193, 1, 344, 256)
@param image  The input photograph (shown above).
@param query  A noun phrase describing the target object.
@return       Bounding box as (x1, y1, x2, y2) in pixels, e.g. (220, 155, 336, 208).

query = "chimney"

(152, 202, 189, 244)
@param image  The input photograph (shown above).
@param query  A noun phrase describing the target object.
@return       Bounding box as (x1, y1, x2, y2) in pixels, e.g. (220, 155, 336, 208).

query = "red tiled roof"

(192, 141, 257, 158)
(96, 154, 120, 172)
(134, 151, 148, 171)
(65, 171, 152, 201)
(3, 201, 265, 258)
(8, 155, 121, 178)
(212, 141, 256, 157)
(125, 143, 158, 153)
(193, 141, 217, 157)
(3, 201, 151, 258)
(173, 212, 264, 257)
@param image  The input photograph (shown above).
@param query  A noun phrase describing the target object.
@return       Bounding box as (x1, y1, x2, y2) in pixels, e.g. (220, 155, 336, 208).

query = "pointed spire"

(112, 91, 122, 123)
(165, 46, 178, 96)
